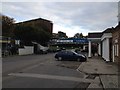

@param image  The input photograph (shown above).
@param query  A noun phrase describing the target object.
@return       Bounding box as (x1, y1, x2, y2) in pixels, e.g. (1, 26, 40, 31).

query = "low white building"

(87, 33, 102, 58)
(87, 28, 113, 62)
(101, 28, 113, 62)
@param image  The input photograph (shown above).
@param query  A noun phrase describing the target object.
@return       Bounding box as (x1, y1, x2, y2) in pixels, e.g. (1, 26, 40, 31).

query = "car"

(56, 47, 66, 52)
(55, 50, 87, 62)
(56, 48, 61, 52)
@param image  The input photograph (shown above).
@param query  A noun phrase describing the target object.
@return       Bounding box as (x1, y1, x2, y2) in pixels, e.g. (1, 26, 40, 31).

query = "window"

(115, 45, 117, 56)
(117, 44, 119, 56)
(67, 51, 73, 55)
(115, 44, 119, 57)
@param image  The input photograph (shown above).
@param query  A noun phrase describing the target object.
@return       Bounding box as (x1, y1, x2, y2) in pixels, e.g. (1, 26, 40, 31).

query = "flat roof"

(16, 18, 53, 24)
(88, 33, 102, 38)
(102, 28, 114, 33)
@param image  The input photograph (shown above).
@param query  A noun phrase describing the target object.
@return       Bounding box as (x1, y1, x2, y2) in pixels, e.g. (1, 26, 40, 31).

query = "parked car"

(56, 47, 66, 52)
(55, 50, 87, 62)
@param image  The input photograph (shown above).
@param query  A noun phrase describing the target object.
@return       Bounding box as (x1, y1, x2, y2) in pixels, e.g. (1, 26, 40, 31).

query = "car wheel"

(58, 57, 62, 61)
(55, 58, 58, 61)
(77, 58, 80, 62)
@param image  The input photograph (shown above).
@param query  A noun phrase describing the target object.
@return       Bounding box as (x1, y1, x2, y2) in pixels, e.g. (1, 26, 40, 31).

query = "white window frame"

(114, 44, 119, 57)
(117, 44, 119, 56)
(115, 44, 117, 56)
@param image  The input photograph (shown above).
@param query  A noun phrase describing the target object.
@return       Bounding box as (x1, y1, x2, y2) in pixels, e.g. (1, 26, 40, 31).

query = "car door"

(66, 51, 76, 60)
(60, 51, 67, 60)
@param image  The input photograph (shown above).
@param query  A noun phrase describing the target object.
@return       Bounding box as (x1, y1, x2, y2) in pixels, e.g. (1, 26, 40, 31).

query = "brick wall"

(118, 28, 120, 64)
(112, 25, 120, 64)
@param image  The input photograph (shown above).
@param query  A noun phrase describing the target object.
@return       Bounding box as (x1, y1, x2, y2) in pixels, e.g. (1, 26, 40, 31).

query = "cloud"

(2, 2, 118, 37)
(1, 0, 120, 2)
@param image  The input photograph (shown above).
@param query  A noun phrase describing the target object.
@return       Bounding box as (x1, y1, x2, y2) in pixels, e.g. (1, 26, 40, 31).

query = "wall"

(101, 33, 112, 62)
(119, 30, 120, 63)
(112, 26, 120, 63)
(19, 46, 34, 55)
(98, 43, 101, 56)
(102, 38, 110, 62)
(17, 18, 53, 34)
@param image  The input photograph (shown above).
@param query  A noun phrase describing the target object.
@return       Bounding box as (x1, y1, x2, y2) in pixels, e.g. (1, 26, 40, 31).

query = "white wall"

(102, 38, 110, 62)
(88, 41, 91, 58)
(19, 46, 34, 55)
(98, 43, 101, 55)
(101, 33, 112, 62)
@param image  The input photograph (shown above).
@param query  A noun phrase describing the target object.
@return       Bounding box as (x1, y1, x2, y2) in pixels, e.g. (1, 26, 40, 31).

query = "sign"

(56, 38, 88, 44)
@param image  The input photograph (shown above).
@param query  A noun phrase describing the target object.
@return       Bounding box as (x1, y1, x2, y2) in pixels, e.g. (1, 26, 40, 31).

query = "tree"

(58, 31, 68, 39)
(2, 15, 15, 37)
(74, 33, 83, 38)
(79, 33, 83, 38)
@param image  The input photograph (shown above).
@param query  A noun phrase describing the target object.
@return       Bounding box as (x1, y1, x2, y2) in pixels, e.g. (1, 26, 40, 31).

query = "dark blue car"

(55, 50, 87, 62)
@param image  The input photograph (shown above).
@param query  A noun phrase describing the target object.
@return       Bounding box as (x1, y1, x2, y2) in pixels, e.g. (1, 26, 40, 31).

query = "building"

(16, 18, 53, 34)
(50, 37, 88, 49)
(0, 36, 11, 56)
(87, 32, 102, 57)
(87, 26, 120, 64)
(112, 24, 120, 63)
(101, 28, 113, 62)
(111, 1, 120, 63)
(87, 1, 120, 63)
(87, 28, 113, 62)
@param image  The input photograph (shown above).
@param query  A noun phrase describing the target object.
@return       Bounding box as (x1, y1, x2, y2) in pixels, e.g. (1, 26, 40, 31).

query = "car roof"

(58, 50, 75, 53)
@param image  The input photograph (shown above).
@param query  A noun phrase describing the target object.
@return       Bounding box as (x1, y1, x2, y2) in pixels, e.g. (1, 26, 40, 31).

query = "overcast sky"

(2, 1, 119, 37)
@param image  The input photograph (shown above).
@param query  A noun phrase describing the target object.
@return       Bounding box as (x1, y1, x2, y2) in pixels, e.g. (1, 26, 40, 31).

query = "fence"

(18, 46, 34, 55)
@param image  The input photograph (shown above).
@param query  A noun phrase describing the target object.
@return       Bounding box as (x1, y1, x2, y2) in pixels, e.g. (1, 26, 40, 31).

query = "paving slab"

(99, 75, 118, 89)
(77, 57, 118, 75)
(77, 56, 119, 89)
(87, 76, 103, 89)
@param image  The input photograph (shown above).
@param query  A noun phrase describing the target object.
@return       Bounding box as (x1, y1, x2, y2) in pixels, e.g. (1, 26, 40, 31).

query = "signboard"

(56, 38, 88, 44)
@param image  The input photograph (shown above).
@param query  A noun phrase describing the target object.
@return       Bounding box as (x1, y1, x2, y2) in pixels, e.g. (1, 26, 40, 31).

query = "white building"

(101, 28, 113, 62)
(87, 33, 102, 58)
(87, 28, 113, 62)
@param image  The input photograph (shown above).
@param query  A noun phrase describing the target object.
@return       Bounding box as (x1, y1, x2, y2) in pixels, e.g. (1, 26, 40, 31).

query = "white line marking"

(8, 73, 96, 83)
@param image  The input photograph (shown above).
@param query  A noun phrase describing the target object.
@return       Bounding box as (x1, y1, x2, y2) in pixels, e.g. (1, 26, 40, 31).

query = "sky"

(1, 1, 119, 37)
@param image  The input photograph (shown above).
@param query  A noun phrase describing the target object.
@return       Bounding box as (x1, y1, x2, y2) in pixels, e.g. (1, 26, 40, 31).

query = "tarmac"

(77, 56, 119, 89)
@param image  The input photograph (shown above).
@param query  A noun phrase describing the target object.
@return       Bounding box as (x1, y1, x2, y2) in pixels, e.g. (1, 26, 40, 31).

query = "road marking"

(8, 73, 96, 83)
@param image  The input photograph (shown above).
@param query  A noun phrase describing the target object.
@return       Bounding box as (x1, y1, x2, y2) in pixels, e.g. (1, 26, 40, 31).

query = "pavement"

(77, 56, 119, 89)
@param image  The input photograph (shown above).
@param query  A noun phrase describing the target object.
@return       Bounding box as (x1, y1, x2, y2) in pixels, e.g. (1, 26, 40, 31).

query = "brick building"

(16, 18, 53, 34)
(112, 24, 120, 64)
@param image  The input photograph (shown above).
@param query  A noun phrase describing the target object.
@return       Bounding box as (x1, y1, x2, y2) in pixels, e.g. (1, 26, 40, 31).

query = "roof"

(113, 24, 120, 33)
(16, 18, 52, 24)
(88, 33, 102, 38)
(88, 27, 114, 38)
(102, 27, 114, 33)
